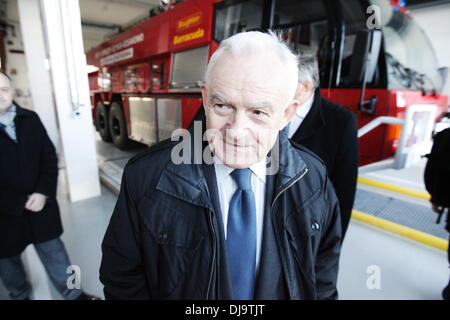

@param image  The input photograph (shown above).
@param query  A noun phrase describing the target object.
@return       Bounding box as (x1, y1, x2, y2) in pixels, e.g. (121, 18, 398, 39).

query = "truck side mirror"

(353, 30, 382, 115)
(349, 30, 382, 86)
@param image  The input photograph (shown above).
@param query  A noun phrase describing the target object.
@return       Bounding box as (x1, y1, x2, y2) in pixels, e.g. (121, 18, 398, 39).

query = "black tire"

(95, 101, 112, 142)
(108, 101, 134, 150)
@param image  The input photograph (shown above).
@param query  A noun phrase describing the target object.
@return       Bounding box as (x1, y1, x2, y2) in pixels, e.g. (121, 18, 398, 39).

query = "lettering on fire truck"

(95, 32, 145, 65)
(173, 12, 204, 45)
(177, 11, 202, 30)
(100, 47, 134, 66)
(173, 28, 205, 45)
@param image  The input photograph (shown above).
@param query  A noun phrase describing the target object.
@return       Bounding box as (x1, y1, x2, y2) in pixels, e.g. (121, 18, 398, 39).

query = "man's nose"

(227, 110, 249, 139)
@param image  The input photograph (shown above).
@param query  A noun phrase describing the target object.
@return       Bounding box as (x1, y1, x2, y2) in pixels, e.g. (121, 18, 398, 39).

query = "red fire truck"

(86, 0, 448, 166)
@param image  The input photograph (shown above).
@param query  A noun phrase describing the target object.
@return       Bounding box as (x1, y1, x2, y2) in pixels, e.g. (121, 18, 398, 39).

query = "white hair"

(297, 51, 320, 89)
(204, 31, 299, 102)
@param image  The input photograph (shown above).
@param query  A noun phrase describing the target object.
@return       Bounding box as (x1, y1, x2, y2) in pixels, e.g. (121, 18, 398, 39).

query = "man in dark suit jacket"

(288, 53, 359, 239)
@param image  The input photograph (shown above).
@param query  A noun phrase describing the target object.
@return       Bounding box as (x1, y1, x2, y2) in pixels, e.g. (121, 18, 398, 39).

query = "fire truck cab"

(86, 0, 448, 166)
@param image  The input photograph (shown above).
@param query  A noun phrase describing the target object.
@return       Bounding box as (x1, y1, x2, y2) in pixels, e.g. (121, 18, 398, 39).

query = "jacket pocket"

(137, 194, 207, 298)
(284, 190, 324, 284)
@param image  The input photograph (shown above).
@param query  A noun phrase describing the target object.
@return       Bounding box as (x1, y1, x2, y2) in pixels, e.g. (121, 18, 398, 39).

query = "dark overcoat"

(291, 90, 359, 237)
(0, 105, 62, 258)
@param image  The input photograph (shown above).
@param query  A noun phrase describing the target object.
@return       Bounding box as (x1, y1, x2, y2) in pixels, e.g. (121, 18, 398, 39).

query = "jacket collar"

(292, 89, 326, 142)
(155, 122, 217, 211)
(156, 121, 308, 209)
(273, 128, 308, 193)
(156, 160, 215, 210)
(14, 103, 30, 118)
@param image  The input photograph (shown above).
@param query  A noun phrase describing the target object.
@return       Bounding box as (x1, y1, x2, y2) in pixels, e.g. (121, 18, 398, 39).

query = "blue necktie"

(227, 168, 257, 300)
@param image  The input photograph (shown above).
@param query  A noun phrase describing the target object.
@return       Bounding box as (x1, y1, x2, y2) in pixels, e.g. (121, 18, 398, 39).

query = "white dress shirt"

(287, 93, 315, 139)
(213, 156, 266, 271)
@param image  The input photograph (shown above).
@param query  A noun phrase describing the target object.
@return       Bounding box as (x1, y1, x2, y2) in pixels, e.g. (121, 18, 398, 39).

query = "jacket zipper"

(270, 167, 308, 299)
(271, 168, 309, 211)
(206, 210, 217, 299)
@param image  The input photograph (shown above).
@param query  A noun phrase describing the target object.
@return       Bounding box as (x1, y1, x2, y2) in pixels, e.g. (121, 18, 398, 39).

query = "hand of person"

(25, 193, 47, 212)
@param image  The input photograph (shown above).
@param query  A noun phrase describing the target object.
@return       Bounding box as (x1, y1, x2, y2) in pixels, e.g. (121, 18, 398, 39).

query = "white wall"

(39, 0, 101, 202)
(410, 3, 450, 99)
(5, 0, 32, 109)
(18, 0, 61, 149)
(17, 0, 100, 202)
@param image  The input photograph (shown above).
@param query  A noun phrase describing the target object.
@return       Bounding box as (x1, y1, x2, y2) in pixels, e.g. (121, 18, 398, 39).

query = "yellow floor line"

(357, 177, 431, 200)
(352, 210, 448, 252)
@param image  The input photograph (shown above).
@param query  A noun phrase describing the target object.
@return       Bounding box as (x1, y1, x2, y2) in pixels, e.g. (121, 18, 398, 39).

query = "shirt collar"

(213, 155, 267, 184)
(295, 92, 315, 119)
(0, 103, 16, 126)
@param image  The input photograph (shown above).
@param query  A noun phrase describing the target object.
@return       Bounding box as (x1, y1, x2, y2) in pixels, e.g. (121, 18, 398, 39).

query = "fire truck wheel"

(95, 101, 112, 142)
(108, 102, 133, 150)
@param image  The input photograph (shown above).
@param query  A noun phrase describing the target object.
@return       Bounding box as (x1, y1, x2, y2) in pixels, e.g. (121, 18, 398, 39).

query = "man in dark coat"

(100, 31, 342, 300)
(288, 53, 359, 239)
(0, 71, 99, 300)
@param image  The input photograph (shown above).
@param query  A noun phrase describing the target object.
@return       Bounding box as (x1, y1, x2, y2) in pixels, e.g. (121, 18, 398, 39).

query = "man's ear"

(295, 82, 314, 104)
(303, 82, 314, 94)
(281, 99, 300, 128)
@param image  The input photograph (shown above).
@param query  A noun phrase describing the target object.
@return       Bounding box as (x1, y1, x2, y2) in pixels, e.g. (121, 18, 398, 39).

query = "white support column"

(40, 0, 101, 202)
(17, 0, 60, 150)
(18, 0, 101, 202)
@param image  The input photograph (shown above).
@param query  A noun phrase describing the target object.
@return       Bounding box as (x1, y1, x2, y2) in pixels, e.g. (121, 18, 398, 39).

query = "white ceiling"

(79, 0, 159, 26)
(80, 0, 162, 51)
(6, 0, 162, 51)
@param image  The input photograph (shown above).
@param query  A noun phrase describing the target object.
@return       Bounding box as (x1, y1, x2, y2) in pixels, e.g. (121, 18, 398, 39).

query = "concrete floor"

(56, 184, 116, 299)
(360, 158, 429, 193)
(338, 220, 448, 299)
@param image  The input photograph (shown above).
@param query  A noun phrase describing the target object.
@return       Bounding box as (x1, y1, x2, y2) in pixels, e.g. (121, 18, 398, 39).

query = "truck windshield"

(372, 0, 442, 92)
(214, 0, 331, 86)
(214, 0, 443, 93)
(273, 0, 329, 53)
(214, 0, 264, 42)
(272, 0, 330, 87)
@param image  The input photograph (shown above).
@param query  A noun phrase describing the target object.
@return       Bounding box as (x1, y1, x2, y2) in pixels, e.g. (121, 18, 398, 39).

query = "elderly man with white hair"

(100, 31, 342, 300)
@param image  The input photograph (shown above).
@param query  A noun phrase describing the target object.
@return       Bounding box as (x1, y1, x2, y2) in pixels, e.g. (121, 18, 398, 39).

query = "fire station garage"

(0, 0, 449, 301)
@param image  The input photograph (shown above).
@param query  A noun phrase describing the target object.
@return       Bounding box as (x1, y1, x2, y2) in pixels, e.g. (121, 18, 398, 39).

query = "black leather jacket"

(100, 131, 342, 299)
